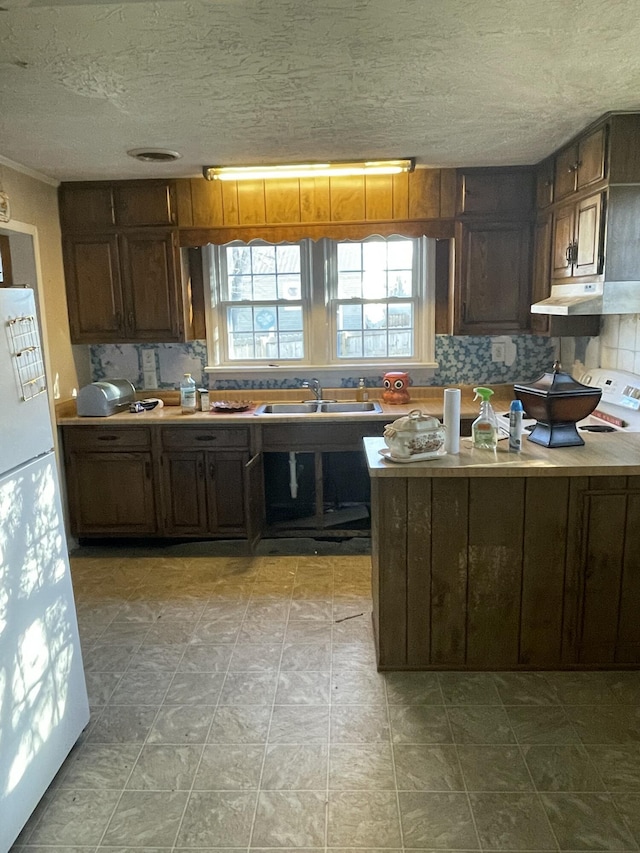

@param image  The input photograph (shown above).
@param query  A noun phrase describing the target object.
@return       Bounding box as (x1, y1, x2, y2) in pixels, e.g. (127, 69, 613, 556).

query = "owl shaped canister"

(382, 371, 411, 404)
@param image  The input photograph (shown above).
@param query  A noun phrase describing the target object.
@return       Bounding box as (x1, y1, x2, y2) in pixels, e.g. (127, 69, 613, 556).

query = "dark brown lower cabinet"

(63, 426, 158, 535)
(158, 426, 264, 547)
(371, 474, 640, 670)
(62, 424, 265, 547)
(160, 449, 263, 542)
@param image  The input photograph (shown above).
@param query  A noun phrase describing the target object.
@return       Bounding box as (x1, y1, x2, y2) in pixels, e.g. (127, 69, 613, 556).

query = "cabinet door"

(577, 126, 607, 191)
(574, 192, 604, 277)
(554, 144, 579, 201)
(161, 450, 209, 535)
(576, 487, 640, 665)
(457, 169, 534, 216)
(119, 230, 182, 341)
(535, 158, 554, 209)
(208, 451, 248, 533)
(531, 216, 552, 335)
(455, 221, 532, 334)
(245, 452, 265, 551)
(66, 451, 157, 535)
(550, 204, 576, 280)
(59, 184, 115, 231)
(63, 234, 125, 342)
(114, 182, 176, 226)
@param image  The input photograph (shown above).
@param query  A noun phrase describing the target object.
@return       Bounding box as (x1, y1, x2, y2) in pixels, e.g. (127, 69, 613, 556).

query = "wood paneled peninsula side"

(364, 435, 640, 672)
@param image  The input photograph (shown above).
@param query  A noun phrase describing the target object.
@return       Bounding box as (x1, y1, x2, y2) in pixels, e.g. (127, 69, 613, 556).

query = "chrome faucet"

(301, 378, 322, 401)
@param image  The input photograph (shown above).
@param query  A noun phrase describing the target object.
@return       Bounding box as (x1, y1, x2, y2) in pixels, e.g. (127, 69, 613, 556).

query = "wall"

(0, 162, 88, 398)
(89, 334, 557, 392)
(599, 314, 640, 373)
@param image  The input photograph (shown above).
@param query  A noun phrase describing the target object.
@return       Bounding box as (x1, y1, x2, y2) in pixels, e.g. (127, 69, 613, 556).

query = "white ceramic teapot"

(383, 409, 446, 460)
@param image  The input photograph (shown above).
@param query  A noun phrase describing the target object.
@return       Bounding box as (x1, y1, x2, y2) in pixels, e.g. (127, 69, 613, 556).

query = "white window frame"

(204, 235, 436, 374)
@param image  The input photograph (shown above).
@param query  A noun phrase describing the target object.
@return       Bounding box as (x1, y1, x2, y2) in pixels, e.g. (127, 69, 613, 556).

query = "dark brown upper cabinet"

(551, 192, 605, 282)
(553, 125, 607, 202)
(59, 180, 177, 231)
(536, 158, 555, 209)
(454, 220, 532, 335)
(456, 168, 535, 217)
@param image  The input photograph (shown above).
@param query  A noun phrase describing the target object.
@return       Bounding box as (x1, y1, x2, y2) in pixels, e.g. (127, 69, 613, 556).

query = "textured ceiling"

(1, 0, 640, 182)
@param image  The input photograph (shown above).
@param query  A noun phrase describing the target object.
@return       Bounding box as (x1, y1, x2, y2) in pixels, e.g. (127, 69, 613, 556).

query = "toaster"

(76, 379, 136, 417)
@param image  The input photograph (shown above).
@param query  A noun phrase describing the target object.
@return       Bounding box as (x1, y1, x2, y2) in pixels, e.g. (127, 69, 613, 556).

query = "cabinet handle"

(565, 244, 572, 265)
(196, 435, 217, 442)
(115, 311, 122, 328)
(462, 301, 467, 321)
(208, 461, 215, 480)
(198, 459, 205, 479)
(128, 311, 135, 329)
(97, 434, 119, 441)
(571, 241, 579, 264)
(145, 461, 151, 479)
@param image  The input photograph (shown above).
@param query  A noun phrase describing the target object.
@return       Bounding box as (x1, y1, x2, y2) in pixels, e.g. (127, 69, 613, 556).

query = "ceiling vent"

(127, 148, 182, 163)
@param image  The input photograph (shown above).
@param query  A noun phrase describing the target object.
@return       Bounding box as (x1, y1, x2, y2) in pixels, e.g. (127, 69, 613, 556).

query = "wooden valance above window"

(177, 168, 456, 246)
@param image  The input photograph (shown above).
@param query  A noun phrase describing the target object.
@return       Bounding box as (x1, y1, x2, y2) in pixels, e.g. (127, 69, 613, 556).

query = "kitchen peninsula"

(364, 434, 640, 671)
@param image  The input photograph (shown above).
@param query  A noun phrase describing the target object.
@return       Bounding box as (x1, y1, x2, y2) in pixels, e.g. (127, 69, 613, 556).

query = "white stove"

(500, 368, 640, 438)
(574, 368, 640, 433)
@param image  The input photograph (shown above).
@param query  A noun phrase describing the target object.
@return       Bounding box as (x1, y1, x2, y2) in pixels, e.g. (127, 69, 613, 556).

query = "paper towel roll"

(443, 388, 461, 454)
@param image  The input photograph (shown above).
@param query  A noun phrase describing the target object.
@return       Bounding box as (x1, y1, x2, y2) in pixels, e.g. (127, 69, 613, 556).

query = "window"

(205, 235, 434, 370)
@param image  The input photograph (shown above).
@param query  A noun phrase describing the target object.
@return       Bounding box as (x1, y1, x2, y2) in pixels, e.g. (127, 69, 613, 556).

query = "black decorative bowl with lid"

(514, 361, 602, 447)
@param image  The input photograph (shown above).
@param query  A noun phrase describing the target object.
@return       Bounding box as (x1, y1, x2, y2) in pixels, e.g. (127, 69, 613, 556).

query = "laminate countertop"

(364, 433, 640, 478)
(56, 385, 516, 426)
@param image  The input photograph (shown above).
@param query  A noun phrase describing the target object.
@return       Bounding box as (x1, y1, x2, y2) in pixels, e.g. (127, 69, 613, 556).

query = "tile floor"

(12, 550, 640, 852)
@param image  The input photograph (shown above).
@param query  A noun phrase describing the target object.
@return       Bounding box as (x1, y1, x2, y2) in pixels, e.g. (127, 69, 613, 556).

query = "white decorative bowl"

(383, 409, 446, 460)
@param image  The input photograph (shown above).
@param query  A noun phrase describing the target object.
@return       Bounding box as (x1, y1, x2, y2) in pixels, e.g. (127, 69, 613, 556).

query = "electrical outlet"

(142, 349, 156, 370)
(491, 342, 506, 363)
(143, 369, 158, 389)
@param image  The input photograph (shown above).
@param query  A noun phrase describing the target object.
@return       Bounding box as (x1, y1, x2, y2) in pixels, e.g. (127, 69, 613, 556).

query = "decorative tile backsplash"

(89, 334, 558, 390)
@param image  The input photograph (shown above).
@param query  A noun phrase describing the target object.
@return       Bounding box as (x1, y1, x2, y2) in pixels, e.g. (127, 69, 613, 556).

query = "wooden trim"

(179, 219, 455, 246)
(0, 234, 13, 286)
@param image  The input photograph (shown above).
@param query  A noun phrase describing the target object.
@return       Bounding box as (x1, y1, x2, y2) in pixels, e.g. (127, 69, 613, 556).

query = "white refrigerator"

(0, 287, 89, 852)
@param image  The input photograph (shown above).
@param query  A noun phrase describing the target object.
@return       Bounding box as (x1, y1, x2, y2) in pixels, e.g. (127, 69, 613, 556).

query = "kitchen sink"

(255, 402, 319, 414)
(254, 400, 382, 415)
(318, 401, 382, 413)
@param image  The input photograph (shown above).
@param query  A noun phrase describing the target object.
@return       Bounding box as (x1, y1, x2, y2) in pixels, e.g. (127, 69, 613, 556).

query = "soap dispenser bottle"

(472, 386, 498, 449)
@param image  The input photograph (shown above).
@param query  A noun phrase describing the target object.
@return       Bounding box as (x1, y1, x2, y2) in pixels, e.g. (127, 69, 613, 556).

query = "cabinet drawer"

(262, 421, 386, 451)
(161, 426, 250, 450)
(63, 426, 151, 451)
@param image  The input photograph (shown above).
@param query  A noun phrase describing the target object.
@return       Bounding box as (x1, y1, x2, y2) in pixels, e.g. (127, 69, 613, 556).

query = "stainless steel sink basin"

(254, 400, 382, 415)
(318, 401, 382, 413)
(255, 402, 319, 414)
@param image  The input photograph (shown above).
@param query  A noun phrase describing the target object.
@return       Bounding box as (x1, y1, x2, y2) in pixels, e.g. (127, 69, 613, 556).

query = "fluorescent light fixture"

(203, 159, 415, 181)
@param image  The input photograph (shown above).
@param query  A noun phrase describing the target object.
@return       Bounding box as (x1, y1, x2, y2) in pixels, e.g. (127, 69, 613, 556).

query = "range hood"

(531, 185, 640, 317)
(531, 281, 640, 316)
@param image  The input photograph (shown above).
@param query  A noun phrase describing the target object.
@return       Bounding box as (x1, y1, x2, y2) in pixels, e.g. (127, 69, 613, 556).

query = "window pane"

(387, 239, 413, 270)
(337, 330, 363, 358)
(229, 274, 253, 300)
(252, 245, 276, 273)
(225, 244, 302, 304)
(278, 305, 303, 331)
(228, 306, 254, 332)
(363, 330, 387, 357)
(389, 270, 412, 297)
(389, 303, 413, 328)
(363, 303, 387, 329)
(276, 245, 300, 273)
(337, 242, 361, 271)
(389, 330, 413, 357)
(337, 271, 362, 299)
(338, 304, 362, 331)
(253, 275, 277, 300)
(361, 271, 386, 299)
(362, 240, 386, 273)
(278, 273, 302, 300)
(253, 307, 277, 331)
(227, 246, 252, 274)
(228, 332, 255, 359)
